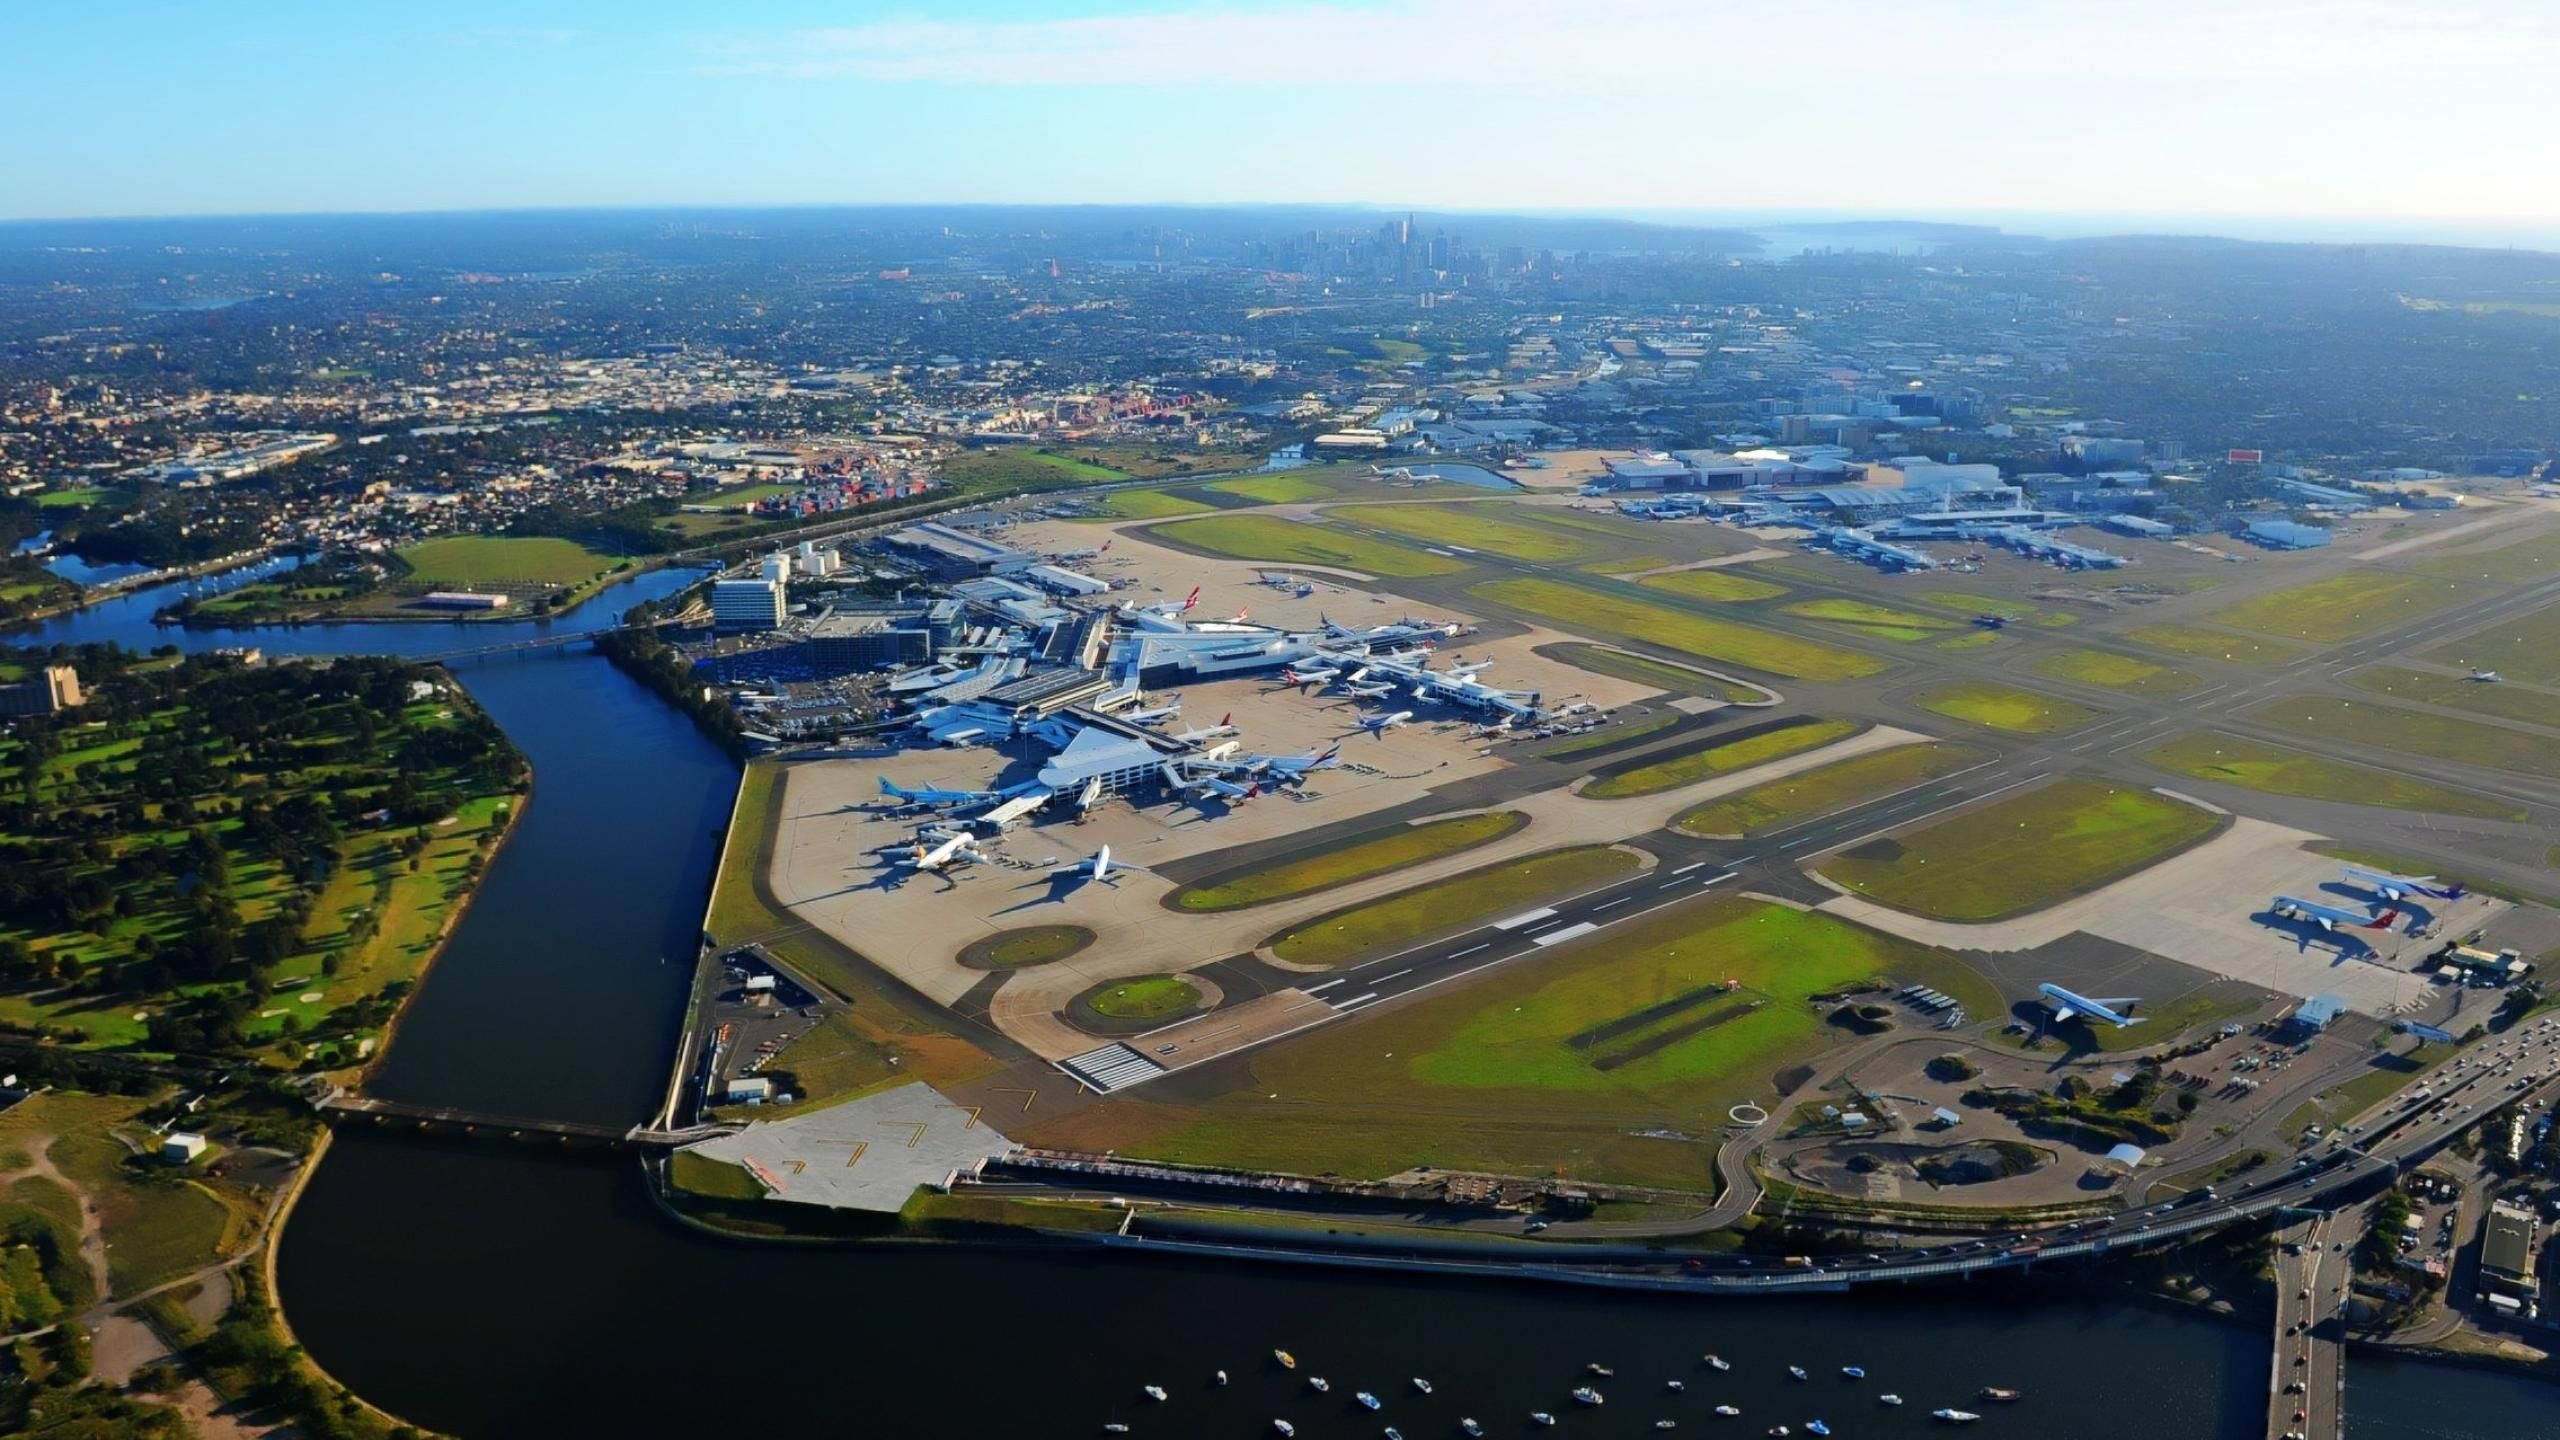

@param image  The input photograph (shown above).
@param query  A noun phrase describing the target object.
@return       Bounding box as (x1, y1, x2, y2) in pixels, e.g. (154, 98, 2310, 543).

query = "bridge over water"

(316, 1093, 737, 1149)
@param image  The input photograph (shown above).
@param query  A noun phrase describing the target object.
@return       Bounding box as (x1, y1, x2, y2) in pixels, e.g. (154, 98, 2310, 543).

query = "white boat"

(1589, 1363, 1617, 1377)
(1274, 1350, 1297, 1370)
(1668, 1380, 1686, 1392)
(1788, 1367, 1808, 1381)
(1308, 1377, 1330, 1394)
(1769, 1429, 1790, 1438)
(1716, 1406, 1743, 1418)
(1385, 1430, 1403, 1440)
(1143, 1385, 1167, 1402)
(1881, 1395, 1905, 1406)
(1273, 1424, 1296, 1438)
(1807, 1424, 1831, 1437)
(1706, 1356, 1732, 1372)
(1573, 1386, 1605, 1406)
(1216, 1371, 1229, 1387)
(1532, 1415, 1556, 1428)
(1933, 1410, 1981, 1425)
(1356, 1392, 1380, 1411)
(1462, 1421, 1484, 1438)
(1413, 1378, 1433, 1395)
(1841, 1367, 1864, 1380)
(1657, 1423, 1679, 1432)
(1104, 1427, 1128, 1435)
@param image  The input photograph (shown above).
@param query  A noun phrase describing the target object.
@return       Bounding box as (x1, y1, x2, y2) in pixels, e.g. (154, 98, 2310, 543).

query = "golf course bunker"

(1579, 715, 1863, 799)
(959, 925, 1095, 971)
(1169, 810, 1529, 912)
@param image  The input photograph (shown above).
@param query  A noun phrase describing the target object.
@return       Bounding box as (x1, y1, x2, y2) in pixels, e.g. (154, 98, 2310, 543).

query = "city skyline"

(12, 0, 2560, 250)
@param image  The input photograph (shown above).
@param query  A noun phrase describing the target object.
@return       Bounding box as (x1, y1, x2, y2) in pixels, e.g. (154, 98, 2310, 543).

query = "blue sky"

(11, 1, 2558, 243)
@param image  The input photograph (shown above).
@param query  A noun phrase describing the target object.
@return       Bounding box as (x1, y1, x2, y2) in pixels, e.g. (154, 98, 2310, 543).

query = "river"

(13, 574, 2549, 1438)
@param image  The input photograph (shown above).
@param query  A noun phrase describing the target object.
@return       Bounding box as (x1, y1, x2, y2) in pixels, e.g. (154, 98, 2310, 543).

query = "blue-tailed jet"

(2342, 867, 2465, 903)
(2272, 895, 2400, 933)
(2038, 983, 2140, 1029)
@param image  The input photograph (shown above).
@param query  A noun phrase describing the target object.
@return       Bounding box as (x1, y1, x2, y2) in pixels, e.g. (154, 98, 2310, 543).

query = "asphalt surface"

(2269, 1216, 2343, 1440)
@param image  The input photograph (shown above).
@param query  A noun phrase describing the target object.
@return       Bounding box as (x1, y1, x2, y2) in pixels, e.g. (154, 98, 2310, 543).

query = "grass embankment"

(1150, 513, 1468, 576)
(2143, 731, 2524, 820)
(0, 652, 522, 1063)
(1818, 780, 2220, 922)
(1581, 719, 1859, 800)
(2033, 648, 2201, 695)
(1676, 742, 1992, 838)
(1912, 681, 2100, 735)
(2424, 599, 2560, 685)
(2125, 625, 2303, 664)
(1543, 644, 1770, 703)
(1207, 473, 1337, 504)
(1469, 577, 1885, 681)
(2282, 1044, 2451, 1137)
(1172, 812, 1527, 912)
(2352, 664, 2560, 729)
(2248, 698, 2560, 780)
(1331, 503, 1596, 564)
(1036, 897, 2000, 1191)
(2207, 571, 2485, 644)
(1780, 599, 1963, 643)
(959, 925, 1094, 969)
(938, 445, 1236, 495)
(707, 764, 998, 1106)
(1081, 488, 1212, 521)
(1082, 976, 1202, 1021)
(1268, 846, 1644, 968)
(1637, 570, 1790, 604)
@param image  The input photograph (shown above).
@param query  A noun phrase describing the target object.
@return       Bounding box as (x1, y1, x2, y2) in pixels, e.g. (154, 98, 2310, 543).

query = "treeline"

(595, 628, 747, 757)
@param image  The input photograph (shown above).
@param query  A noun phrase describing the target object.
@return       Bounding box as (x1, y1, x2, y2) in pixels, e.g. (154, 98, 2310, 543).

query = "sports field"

(1912, 681, 2100, 734)
(1676, 742, 1991, 838)
(2247, 698, 2560, 780)
(2032, 648, 2200, 695)
(1636, 570, 1790, 604)
(2351, 665, 2560, 729)
(2124, 625, 2302, 665)
(2421, 599, 2560, 685)
(1582, 719, 1859, 799)
(1150, 513, 1467, 576)
(1084, 488, 1211, 520)
(2141, 730, 2522, 820)
(1818, 780, 2220, 922)
(1780, 599, 1963, 642)
(1470, 578, 1885, 681)
(1330, 503, 1594, 563)
(396, 535, 624, 587)
(1042, 897, 1999, 1189)
(1207, 473, 1335, 504)
(2207, 571, 2485, 644)
(1171, 811, 1527, 911)
(1267, 846, 1643, 967)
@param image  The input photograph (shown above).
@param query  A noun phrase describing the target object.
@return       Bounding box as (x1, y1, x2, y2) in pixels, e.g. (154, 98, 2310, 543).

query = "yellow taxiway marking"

(844, 1141, 868, 1168)
(887, 1122, 928, 1148)
(962, 1106, 984, 1131)
(993, 1087, 1039, 1113)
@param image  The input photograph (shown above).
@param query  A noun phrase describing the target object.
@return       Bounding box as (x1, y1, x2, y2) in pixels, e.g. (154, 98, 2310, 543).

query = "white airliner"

(1278, 664, 1340, 688)
(1167, 713, 1238, 745)
(1050, 845, 1145, 885)
(2272, 895, 2400, 933)
(2472, 669, 2501, 682)
(2341, 867, 2465, 902)
(2038, 983, 2140, 1029)
(1120, 694, 1184, 727)
(1343, 681, 1397, 700)
(1355, 709, 1416, 736)
(1139, 586, 1201, 618)
(898, 833, 981, 874)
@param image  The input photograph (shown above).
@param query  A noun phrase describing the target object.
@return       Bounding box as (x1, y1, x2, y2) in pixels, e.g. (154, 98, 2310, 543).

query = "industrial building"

(2243, 519, 2331, 550)
(711, 578, 786, 633)
(885, 521, 1040, 576)
(803, 611, 933, 670)
(2479, 1200, 2539, 1316)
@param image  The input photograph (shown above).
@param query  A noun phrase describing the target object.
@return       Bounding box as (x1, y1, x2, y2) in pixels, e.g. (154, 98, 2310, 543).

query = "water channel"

(11, 572, 2548, 1438)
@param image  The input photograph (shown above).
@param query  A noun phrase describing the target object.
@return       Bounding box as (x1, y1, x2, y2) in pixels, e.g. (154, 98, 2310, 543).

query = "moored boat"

(1933, 1409, 1981, 1424)
(1881, 1394, 1904, 1406)
(1841, 1366, 1864, 1380)
(1788, 1367, 1808, 1381)
(1274, 1350, 1297, 1370)
(1308, 1377, 1329, 1394)
(1273, 1423, 1296, 1438)
(1461, 1420, 1484, 1437)
(1978, 1387, 2022, 1402)
(1573, 1386, 1606, 1406)
(1590, 1363, 1616, 1377)
(1531, 1414, 1556, 1428)
(1412, 1378, 1433, 1395)
(1706, 1355, 1732, 1372)
(1807, 1423, 1831, 1437)
(1142, 1384, 1167, 1402)
(1356, 1392, 1380, 1411)
(1715, 1405, 1743, 1417)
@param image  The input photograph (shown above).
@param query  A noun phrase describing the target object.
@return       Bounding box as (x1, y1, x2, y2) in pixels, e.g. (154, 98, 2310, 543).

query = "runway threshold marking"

(1492, 906, 1558, 930)
(1670, 862, 1707, 876)
(1302, 978, 1346, 994)
(1534, 922, 1599, 947)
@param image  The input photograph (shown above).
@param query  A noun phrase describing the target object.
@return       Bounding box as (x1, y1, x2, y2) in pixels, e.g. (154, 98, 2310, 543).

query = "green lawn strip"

(1581, 719, 1859, 800)
(1268, 846, 1644, 968)
(1080, 488, 1212, 521)
(1542, 643, 1771, 704)
(1469, 577, 1884, 682)
(669, 1150, 766, 1201)
(2351, 664, 2560, 729)
(1818, 780, 2220, 923)
(2409, 534, 2560, 583)
(395, 534, 625, 587)
(1328, 503, 1596, 564)
(1522, 710, 1680, 757)
(2422, 598, 2560, 685)
(2285, 1044, 2451, 1135)
(706, 764, 1000, 1103)
(2032, 648, 2201, 695)
(1110, 898, 1992, 1190)
(1637, 570, 1791, 604)
(960, 925, 1093, 970)
(2247, 697, 2560, 780)
(936, 447, 1136, 494)
(1207, 474, 1336, 504)
(1912, 681, 2101, 735)
(2142, 730, 2522, 820)
(1083, 975, 1202, 1020)
(1676, 742, 1993, 838)
(2080, 989, 2266, 1053)
(1779, 598, 1962, 643)
(2206, 571, 2487, 644)
(1150, 513, 1468, 576)
(1172, 812, 1527, 912)
(2124, 624, 2304, 665)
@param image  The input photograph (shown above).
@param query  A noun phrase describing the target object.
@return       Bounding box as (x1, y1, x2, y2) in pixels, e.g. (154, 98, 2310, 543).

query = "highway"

(2270, 1216, 2344, 1440)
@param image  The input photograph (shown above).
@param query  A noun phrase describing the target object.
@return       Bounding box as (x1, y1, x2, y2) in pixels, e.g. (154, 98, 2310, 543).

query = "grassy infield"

(1819, 780, 2222, 923)
(1581, 719, 1859, 799)
(1172, 812, 1527, 911)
